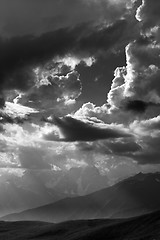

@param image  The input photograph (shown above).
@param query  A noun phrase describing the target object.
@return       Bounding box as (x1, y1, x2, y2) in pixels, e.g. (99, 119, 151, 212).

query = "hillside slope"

(0, 210, 160, 240)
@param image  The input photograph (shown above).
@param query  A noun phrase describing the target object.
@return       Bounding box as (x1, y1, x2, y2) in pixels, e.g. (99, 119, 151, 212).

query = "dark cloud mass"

(77, 138, 142, 156)
(44, 116, 131, 142)
(0, 20, 129, 94)
(124, 100, 155, 113)
(125, 100, 148, 113)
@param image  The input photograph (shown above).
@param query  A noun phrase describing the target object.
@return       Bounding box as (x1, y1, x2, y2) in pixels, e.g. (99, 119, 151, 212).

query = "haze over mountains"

(2, 172, 160, 223)
(0, 166, 109, 217)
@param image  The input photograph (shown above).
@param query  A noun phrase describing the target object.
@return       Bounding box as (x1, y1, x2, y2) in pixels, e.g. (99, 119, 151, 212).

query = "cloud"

(44, 116, 132, 142)
(107, 42, 160, 112)
(126, 116, 160, 164)
(0, 18, 136, 108)
(105, 0, 160, 116)
(136, 0, 160, 29)
(0, 101, 37, 125)
(124, 100, 149, 113)
(18, 70, 82, 110)
(76, 137, 141, 160)
(0, 119, 90, 171)
(53, 0, 160, 168)
(130, 115, 160, 137)
(0, 0, 133, 38)
(0, 14, 138, 117)
(0, 27, 81, 93)
(106, 139, 142, 154)
(128, 137, 160, 165)
(2, 0, 160, 180)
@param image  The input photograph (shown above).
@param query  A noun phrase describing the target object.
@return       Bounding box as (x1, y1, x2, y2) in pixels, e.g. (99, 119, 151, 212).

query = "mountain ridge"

(2, 171, 160, 222)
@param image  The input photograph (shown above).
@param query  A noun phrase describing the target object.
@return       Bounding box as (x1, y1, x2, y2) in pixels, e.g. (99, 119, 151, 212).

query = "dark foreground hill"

(2, 172, 160, 222)
(1, 210, 160, 240)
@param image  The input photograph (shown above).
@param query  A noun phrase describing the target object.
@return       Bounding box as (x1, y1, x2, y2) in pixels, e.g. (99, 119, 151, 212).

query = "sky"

(1, 0, 160, 192)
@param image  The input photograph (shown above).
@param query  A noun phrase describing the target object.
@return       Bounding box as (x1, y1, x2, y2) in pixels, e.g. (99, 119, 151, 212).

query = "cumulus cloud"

(105, 0, 160, 115)
(107, 42, 160, 112)
(73, 36, 160, 121)
(106, 139, 142, 154)
(125, 116, 160, 164)
(130, 115, 160, 137)
(72, 102, 108, 125)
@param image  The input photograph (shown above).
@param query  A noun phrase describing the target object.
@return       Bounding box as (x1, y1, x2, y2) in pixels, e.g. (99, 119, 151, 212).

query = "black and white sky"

(1, 0, 160, 186)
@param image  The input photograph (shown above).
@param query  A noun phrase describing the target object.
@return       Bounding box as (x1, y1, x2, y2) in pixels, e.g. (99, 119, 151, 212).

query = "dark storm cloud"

(76, 138, 141, 157)
(124, 100, 149, 113)
(131, 151, 160, 165)
(0, 20, 127, 88)
(44, 116, 132, 142)
(107, 140, 142, 154)
(124, 100, 160, 113)
(0, 26, 81, 92)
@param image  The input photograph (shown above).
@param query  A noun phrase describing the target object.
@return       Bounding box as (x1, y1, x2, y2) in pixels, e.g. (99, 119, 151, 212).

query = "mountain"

(0, 166, 109, 217)
(2, 172, 160, 222)
(1, 210, 160, 240)
(0, 170, 66, 217)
